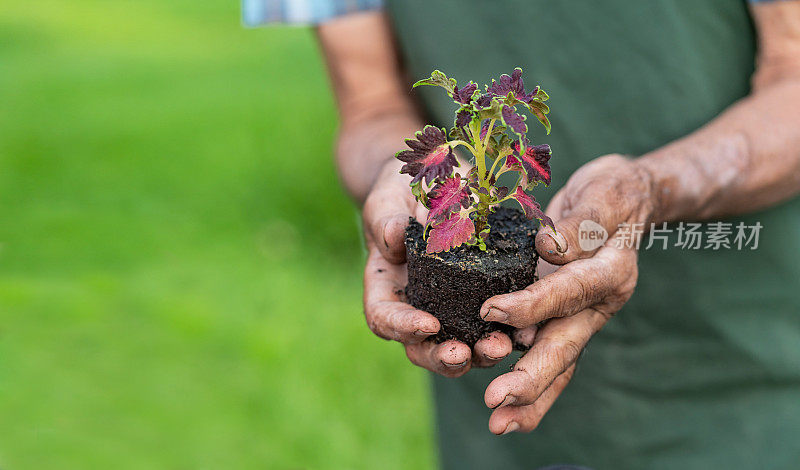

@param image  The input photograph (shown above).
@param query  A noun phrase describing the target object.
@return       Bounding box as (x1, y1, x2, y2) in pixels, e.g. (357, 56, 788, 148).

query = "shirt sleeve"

(242, 0, 383, 26)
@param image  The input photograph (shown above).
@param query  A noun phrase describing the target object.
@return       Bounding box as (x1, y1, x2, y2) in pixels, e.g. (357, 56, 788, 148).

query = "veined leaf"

(509, 140, 552, 186)
(502, 105, 527, 137)
(487, 68, 538, 103)
(526, 100, 551, 134)
(510, 187, 554, 230)
(452, 82, 478, 105)
(397, 125, 459, 185)
(426, 212, 475, 253)
(427, 176, 472, 224)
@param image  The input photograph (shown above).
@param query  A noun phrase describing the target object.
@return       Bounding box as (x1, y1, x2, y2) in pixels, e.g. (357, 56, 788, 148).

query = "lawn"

(0, 1, 435, 468)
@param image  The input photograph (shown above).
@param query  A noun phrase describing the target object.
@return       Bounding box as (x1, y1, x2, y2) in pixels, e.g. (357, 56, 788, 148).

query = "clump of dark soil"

(405, 207, 539, 347)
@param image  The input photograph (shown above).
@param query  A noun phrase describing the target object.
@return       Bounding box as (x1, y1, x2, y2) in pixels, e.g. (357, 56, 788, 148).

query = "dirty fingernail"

(414, 329, 437, 337)
(482, 307, 508, 323)
(502, 422, 520, 435)
(545, 230, 568, 253)
(442, 359, 468, 369)
(491, 394, 516, 409)
(484, 353, 506, 361)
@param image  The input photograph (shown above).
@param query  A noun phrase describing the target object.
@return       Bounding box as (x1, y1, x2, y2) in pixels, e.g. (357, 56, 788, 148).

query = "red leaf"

(427, 177, 472, 224)
(510, 187, 554, 229)
(397, 126, 458, 185)
(426, 213, 475, 253)
(510, 140, 551, 186)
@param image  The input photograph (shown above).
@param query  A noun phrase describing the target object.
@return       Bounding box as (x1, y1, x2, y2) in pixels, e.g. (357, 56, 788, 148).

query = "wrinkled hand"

(362, 160, 526, 376)
(480, 154, 657, 434)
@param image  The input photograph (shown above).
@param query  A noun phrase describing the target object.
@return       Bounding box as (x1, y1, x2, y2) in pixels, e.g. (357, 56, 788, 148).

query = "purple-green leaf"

(502, 105, 527, 136)
(453, 82, 477, 105)
(397, 126, 458, 185)
(455, 108, 472, 129)
(487, 68, 538, 103)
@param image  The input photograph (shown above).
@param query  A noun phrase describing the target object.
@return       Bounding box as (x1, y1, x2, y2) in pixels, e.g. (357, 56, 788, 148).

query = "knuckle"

(602, 253, 639, 307)
(540, 338, 583, 373)
(507, 289, 540, 326)
(364, 305, 392, 340)
(548, 291, 571, 321)
(555, 267, 594, 315)
(366, 319, 388, 340)
(570, 273, 592, 309)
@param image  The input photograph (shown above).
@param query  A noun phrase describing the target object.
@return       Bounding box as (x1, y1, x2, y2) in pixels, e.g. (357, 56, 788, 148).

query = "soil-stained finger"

(484, 308, 606, 408)
(488, 364, 576, 434)
(364, 247, 439, 343)
(480, 247, 625, 328)
(472, 332, 513, 368)
(406, 340, 471, 377)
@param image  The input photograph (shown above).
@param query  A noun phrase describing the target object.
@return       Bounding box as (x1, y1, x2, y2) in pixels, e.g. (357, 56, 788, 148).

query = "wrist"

(629, 157, 664, 228)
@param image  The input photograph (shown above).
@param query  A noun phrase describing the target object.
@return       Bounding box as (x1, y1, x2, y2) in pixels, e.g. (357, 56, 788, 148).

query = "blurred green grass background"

(0, 1, 435, 468)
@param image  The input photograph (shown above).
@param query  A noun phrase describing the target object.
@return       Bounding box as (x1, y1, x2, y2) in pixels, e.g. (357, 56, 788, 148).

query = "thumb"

(367, 212, 409, 264)
(363, 178, 420, 264)
(535, 204, 618, 265)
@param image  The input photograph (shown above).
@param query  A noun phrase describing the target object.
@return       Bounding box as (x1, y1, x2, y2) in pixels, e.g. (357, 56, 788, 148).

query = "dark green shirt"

(385, 1, 800, 468)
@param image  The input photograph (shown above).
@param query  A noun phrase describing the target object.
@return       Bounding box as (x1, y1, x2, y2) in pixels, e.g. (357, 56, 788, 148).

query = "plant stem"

(448, 140, 477, 157)
(487, 152, 504, 178)
(482, 119, 496, 150)
(468, 122, 486, 187)
(495, 176, 524, 205)
(478, 119, 496, 187)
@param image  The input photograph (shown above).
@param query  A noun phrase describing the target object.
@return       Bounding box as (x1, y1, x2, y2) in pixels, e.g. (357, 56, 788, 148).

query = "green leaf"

(527, 99, 550, 115)
(410, 180, 429, 207)
(501, 91, 526, 107)
(477, 98, 503, 121)
(485, 131, 511, 159)
(412, 70, 456, 95)
(526, 101, 551, 135)
(448, 125, 468, 142)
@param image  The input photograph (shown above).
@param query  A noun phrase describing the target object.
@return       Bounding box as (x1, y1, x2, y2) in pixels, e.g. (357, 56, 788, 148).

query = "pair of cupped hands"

(363, 154, 656, 435)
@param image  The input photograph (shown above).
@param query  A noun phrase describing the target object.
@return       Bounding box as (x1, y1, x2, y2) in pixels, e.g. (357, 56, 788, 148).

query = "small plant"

(396, 68, 555, 253)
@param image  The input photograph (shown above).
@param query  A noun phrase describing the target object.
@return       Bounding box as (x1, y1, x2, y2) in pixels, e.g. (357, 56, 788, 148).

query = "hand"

(479, 154, 656, 434)
(362, 160, 519, 376)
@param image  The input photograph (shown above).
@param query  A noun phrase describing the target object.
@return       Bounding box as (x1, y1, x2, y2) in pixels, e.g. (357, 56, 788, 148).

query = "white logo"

(578, 220, 608, 251)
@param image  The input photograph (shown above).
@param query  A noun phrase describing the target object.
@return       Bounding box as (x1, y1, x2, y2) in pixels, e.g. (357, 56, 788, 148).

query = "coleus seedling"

(396, 68, 555, 253)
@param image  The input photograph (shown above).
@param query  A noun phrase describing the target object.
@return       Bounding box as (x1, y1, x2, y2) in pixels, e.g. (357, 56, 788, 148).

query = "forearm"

(639, 2, 800, 224)
(640, 78, 800, 223)
(315, 11, 423, 204)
